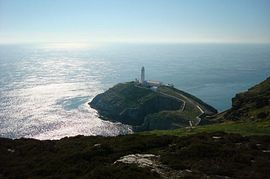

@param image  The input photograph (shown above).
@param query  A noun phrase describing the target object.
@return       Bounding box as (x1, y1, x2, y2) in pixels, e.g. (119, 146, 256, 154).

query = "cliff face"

(224, 76, 270, 121)
(89, 82, 183, 126)
(90, 81, 218, 130)
(119, 95, 182, 125)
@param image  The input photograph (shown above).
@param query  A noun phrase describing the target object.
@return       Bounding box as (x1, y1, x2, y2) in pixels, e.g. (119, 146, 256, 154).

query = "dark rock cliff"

(89, 82, 183, 126)
(119, 95, 182, 125)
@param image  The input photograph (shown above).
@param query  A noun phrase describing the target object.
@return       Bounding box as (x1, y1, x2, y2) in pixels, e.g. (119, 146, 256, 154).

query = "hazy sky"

(0, 0, 270, 44)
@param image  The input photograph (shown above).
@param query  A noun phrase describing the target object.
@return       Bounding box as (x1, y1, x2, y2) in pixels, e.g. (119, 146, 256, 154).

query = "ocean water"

(0, 43, 269, 139)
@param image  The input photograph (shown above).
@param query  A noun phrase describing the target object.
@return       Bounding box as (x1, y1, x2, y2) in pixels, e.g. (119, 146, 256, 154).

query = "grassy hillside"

(94, 82, 155, 109)
(142, 120, 270, 137)
(159, 86, 217, 114)
(158, 86, 201, 118)
(144, 76, 270, 139)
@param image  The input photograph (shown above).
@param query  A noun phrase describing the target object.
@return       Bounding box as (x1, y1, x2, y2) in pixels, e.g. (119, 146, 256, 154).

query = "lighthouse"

(141, 66, 145, 84)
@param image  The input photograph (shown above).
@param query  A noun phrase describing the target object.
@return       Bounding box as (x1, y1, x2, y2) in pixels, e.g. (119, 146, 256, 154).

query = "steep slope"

(224, 76, 270, 121)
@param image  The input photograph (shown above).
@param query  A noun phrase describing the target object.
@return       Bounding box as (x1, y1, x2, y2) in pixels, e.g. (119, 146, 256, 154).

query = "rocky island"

(90, 82, 217, 131)
(90, 67, 217, 131)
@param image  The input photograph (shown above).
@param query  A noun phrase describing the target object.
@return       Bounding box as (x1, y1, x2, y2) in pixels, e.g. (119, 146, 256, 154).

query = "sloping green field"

(141, 120, 270, 137)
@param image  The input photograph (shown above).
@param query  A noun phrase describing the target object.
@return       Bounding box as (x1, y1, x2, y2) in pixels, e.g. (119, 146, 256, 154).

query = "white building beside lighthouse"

(139, 66, 162, 88)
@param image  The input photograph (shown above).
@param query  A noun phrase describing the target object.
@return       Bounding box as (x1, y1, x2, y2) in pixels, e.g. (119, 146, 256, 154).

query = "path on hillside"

(135, 84, 206, 125)
(158, 91, 186, 111)
(159, 88, 206, 126)
(135, 84, 186, 111)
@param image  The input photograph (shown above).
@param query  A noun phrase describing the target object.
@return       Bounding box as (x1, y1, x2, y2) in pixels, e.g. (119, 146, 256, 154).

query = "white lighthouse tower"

(141, 66, 145, 84)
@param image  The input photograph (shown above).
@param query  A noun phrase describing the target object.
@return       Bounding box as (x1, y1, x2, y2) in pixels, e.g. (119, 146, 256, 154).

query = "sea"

(0, 43, 269, 139)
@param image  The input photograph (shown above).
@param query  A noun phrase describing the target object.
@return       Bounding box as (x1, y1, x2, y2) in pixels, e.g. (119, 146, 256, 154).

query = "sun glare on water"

(40, 42, 98, 50)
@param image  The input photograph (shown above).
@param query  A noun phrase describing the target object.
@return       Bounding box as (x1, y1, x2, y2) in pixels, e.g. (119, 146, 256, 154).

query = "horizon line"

(1, 41, 270, 45)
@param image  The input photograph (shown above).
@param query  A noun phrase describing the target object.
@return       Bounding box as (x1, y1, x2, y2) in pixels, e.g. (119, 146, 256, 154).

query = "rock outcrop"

(224, 76, 270, 121)
(114, 154, 184, 178)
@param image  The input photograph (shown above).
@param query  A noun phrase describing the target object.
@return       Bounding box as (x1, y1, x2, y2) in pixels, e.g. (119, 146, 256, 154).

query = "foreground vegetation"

(1, 131, 270, 178)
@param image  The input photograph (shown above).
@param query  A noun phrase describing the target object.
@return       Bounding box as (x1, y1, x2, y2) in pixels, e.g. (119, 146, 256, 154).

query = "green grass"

(158, 86, 201, 118)
(106, 82, 156, 108)
(159, 86, 217, 113)
(248, 76, 270, 94)
(141, 120, 270, 137)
